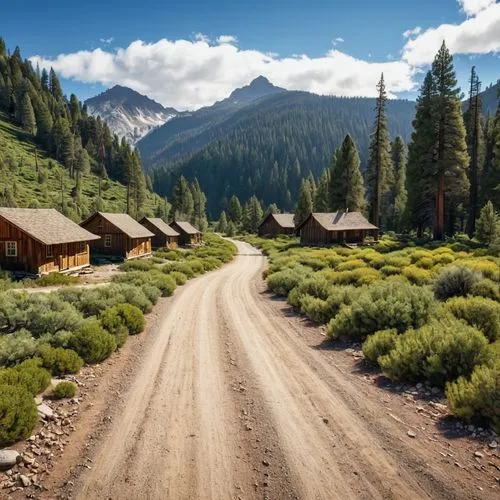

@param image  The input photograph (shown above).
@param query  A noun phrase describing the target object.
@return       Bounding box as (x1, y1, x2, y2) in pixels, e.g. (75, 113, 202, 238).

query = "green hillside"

(0, 112, 165, 221)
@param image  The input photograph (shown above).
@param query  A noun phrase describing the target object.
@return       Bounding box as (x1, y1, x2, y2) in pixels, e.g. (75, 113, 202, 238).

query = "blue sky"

(2, 0, 499, 109)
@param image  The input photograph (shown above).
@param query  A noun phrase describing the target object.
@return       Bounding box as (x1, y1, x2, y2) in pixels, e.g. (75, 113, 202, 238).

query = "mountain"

(145, 88, 416, 216)
(463, 79, 499, 117)
(85, 85, 178, 145)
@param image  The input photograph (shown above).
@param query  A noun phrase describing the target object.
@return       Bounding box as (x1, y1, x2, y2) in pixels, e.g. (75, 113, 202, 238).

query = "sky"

(2, 0, 500, 110)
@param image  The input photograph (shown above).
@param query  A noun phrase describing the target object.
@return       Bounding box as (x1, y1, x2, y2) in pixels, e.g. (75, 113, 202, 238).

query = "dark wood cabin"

(258, 213, 295, 237)
(296, 212, 379, 246)
(170, 220, 202, 246)
(81, 212, 154, 260)
(139, 217, 179, 249)
(0, 207, 99, 275)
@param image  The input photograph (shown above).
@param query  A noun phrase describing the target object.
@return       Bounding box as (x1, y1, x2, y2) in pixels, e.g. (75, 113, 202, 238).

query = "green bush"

(403, 265, 433, 285)
(141, 284, 162, 305)
(434, 266, 481, 301)
(444, 296, 500, 342)
(68, 320, 117, 364)
(446, 360, 500, 433)
(119, 259, 154, 272)
(327, 282, 435, 340)
(170, 271, 187, 285)
(362, 329, 398, 366)
(380, 265, 401, 277)
(52, 381, 77, 399)
(162, 262, 195, 278)
(471, 278, 500, 301)
(0, 358, 52, 395)
(101, 303, 145, 339)
(33, 273, 80, 287)
(0, 383, 38, 447)
(379, 318, 490, 386)
(267, 266, 311, 297)
(187, 259, 205, 275)
(37, 344, 83, 375)
(0, 329, 37, 367)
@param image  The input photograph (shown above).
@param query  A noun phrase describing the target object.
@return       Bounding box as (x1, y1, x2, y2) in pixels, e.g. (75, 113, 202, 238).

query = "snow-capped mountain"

(85, 85, 178, 145)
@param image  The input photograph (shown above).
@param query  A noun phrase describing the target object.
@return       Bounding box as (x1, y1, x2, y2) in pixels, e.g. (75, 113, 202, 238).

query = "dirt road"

(71, 240, 491, 500)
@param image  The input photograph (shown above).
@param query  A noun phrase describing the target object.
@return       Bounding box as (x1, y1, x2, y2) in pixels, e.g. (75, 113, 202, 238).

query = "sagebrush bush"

(434, 266, 480, 301)
(0, 329, 37, 366)
(267, 266, 312, 297)
(37, 344, 83, 375)
(444, 296, 500, 342)
(462, 259, 500, 282)
(187, 259, 205, 275)
(327, 282, 435, 340)
(162, 262, 195, 278)
(446, 360, 500, 433)
(169, 271, 188, 285)
(471, 278, 500, 301)
(119, 259, 154, 272)
(141, 284, 162, 305)
(34, 273, 80, 287)
(68, 320, 117, 364)
(336, 259, 366, 271)
(362, 329, 398, 366)
(0, 358, 51, 395)
(0, 383, 38, 447)
(52, 381, 77, 399)
(101, 303, 145, 339)
(379, 318, 490, 385)
(403, 265, 433, 285)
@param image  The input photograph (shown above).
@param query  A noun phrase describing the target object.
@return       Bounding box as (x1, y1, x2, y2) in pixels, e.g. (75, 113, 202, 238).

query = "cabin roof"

(140, 217, 179, 237)
(0, 208, 100, 245)
(85, 212, 154, 238)
(172, 220, 201, 235)
(297, 212, 378, 231)
(259, 212, 295, 229)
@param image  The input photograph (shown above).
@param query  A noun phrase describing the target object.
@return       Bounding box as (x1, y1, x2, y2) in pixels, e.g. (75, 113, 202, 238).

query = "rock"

(0, 449, 21, 471)
(489, 440, 498, 449)
(416, 383, 423, 390)
(37, 403, 54, 420)
(323, 417, 329, 424)
(474, 451, 484, 458)
(262, 460, 270, 466)
(407, 430, 417, 438)
(34, 395, 43, 405)
(19, 474, 31, 487)
(431, 387, 440, 395)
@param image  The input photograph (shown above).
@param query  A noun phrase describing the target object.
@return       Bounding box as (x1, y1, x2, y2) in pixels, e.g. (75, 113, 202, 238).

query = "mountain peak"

(227, 76, 286, 105)
(249, 75, 273, 87)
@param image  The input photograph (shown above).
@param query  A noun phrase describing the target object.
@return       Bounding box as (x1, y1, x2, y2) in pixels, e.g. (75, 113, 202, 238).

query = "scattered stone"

(431, 387, 440, 395)
(474, 451, 484, 458)
(34, 395, 43, 405)
(322, 417, 329, 424)
(37, 403, 54, 420)
(489, 441, 498, 449)
(407, 430, 417, 438)
(0, 449, 21, 471)
(245, 424, 253, 431)
(262, 460, 270, 467)
(19, 474, 31, 487)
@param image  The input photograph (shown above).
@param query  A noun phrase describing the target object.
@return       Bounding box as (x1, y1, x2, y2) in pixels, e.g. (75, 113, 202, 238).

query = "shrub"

(187, 259, 205, 275)
(327, 268, 380, 286)
(299, 295, 330, 324)
(433, 266, 480, 300)
(444, 296, 500, 342)
(0, 329, 37, 367)
(52, 381, 77, 399)
(0, 383, 38, 447)
(141, 284, 162, 305)
(119, 259, 154, 272)
(379, 318, 490, 385)
(462, 259, 500, 282)
(37, 345, 83, 375)
(101, 304, 145, 339)
(170, 271, 187, 285)
(34, 273, 80, 287)
(362, 329, 398, 366)
(471, 278, 500, 301)
(446, 360, 500, 433)
(327, 282, 435, 340)
(403, 265, 432, 285)
(380, 265, 401, 277)
(267, 266, 311, 297)
(336, 259, 366, 271)
(162, 262, 195, 278)
(0, 358, 52, 395)
(68, 320, 117, 364)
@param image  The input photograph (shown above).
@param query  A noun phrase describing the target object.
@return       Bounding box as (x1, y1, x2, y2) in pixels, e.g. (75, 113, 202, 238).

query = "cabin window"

(46, 245, 53, 258)
(79, 242, 86, 253)
(5, 241, 17, 257)
(104, 234, 112, 248)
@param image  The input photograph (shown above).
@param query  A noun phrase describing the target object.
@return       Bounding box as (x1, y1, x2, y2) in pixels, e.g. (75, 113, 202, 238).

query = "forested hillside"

(0, 38, 164, 220)
(149, 91, 415, 214)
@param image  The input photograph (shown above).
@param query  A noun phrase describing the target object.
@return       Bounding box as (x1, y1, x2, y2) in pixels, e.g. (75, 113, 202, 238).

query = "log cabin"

(0, 207, 99, 275)
(139, 217, 179, 249)
(81, 212, 154, 260)
(296, 212, 379, 246)
(170, 220, 202, 246)
(258, 213, 295, 237)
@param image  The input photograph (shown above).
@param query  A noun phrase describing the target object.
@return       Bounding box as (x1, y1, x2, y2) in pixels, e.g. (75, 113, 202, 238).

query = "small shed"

(170, 220, 202, 246)
(258, 213, 295, 237)
(0, 207, 99, 275)
(296, 212, 379, 246)
(139, 217, 179, 249)
(81, 212, 154, 260)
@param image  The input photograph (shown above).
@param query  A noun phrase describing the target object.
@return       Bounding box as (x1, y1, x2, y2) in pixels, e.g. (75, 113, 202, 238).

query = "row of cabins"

(0, 208, 202, 276)
(258, 211, 379, 245)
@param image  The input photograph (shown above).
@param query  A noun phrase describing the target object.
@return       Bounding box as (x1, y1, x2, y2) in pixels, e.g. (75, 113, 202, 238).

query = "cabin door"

(60, 243, 69, 270)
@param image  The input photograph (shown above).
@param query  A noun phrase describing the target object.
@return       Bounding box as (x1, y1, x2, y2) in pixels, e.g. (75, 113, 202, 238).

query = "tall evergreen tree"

(389, 136, 408, 232)
(217, 211, 228, 233)
(35, 99, 53, 149)
(314, 169, 330, 211)
(366, 73, 393, 228)
(329, 135, 365, 212)
(228, 195, 243, 225)
(482, 102, 500, 208)
(172, 175, 194, 220)
(20, 93, 36, 135)
(190, 178, 207, 230)
(242, 196, 263, 233)
(295, 179, 314, 225)
(49, 68, 63, 101)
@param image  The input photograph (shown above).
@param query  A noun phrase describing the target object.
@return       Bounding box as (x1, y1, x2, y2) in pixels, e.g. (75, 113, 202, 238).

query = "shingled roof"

(297, 212, 378, 231)
(85, 213, 154, 238)
(140, 217, 179, 237)
(172, 220, 201, 235)
(259, 213, 295, 229)
(0, 208, 100, 245)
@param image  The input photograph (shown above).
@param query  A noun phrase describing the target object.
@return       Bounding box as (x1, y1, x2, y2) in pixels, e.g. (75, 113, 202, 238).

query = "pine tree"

(243, 196, 263, 232)
(228, 195, 243, 225)
(172, 176, 194, 220)
(40, 68, 49, 90)
(295, 179, 313, 225)
(226, 221, 237, 237)
(314, 169, 330, 211)
(389, 136, 408, 232)
(190, 178, 207, 230)
(482, 102, 500, 208)
(35, 99, 53, 149)
(329, 135, 365, 212)
(366, 73, 393, 228)
(475, 201, 499, 245)
(20, 93, 36, 135)
(265, 203, 279, 215)
(217, 211, 228, 233)
(49, 68, 63, 101)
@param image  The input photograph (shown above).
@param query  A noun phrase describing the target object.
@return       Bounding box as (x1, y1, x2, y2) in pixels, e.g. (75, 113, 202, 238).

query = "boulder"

(0, 449, 21, 471)
(37, 402, 54, 420)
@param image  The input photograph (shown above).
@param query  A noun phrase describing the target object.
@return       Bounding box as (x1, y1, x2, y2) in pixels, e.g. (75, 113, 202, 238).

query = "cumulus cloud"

(216, 35, 237, 45)
(99, 37, 114, 45)
(402, 2, 500, 65)
(402, 27, 421, 38)
(30, 38, 416, 110)
(457, 0, 497, 16)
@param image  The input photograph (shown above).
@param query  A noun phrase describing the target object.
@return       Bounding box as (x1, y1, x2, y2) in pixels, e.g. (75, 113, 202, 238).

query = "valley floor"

(34, 240, 497, 499)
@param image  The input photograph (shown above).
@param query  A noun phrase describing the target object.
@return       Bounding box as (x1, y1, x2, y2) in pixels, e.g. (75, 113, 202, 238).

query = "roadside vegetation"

(242, 234, 500, 433)
(0, 234, 236, 447)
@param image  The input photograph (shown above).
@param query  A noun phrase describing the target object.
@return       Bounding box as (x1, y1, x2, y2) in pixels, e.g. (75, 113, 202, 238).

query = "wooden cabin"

(170, 220, 202, 246)
(81, 212, 154, 260)
(0, 207, 99, 275)
(296, 212, 379, 246)
(258, 213, 295, 237)
(139, 217, 179, 249)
